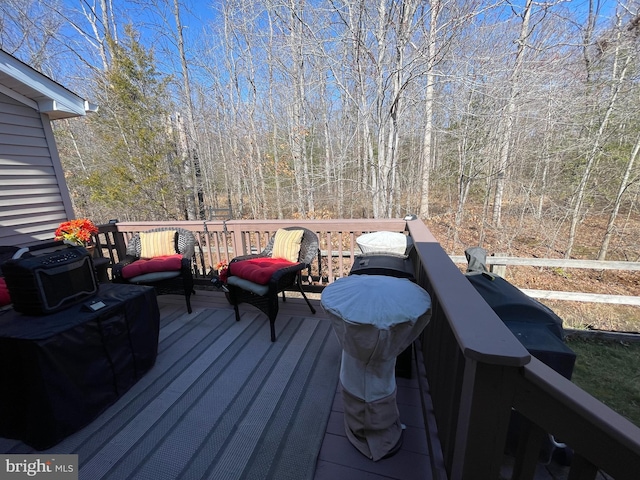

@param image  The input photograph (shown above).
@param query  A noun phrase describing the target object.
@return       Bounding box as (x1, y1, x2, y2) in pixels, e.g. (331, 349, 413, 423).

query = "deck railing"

(93, 218, 640, 480)
(93, 219, 409, 286)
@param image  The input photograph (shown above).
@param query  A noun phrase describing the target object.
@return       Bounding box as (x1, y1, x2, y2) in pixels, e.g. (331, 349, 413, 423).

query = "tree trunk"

(419, 0, 440, 219)
(566, 28, 631, 258)
(172, 0, 204, 219)
(492, 0, 533, 227)
(176, 112, 197, 220)
(598, 133, 640, 260)
(288, 0, 308, 216)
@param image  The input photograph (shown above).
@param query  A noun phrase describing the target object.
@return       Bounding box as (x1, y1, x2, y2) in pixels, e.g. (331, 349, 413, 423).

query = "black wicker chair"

(225, 227, 318, 341)
(112, 227, 196, 313)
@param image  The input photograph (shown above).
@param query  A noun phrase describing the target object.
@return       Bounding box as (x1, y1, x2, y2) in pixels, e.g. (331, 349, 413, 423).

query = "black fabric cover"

(466, 273, 565, 340)
(504, 322, 576, 380)
(0, 246, 19, 275)
(0, 283, 159, 450)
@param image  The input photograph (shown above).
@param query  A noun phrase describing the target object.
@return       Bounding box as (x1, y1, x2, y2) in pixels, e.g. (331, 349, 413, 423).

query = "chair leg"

(297, 282, 316, 314)
(185, 288, 194, 314)
(269, 320, 276, 342)
(268, 296, 280, 342)
(228, 288, 241, 322)
(186, 295, 192, 314)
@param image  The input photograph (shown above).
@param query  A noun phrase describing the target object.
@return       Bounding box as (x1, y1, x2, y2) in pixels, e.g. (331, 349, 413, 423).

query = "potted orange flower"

(212, 259, 230, 297)
(214, 259, 229, 282)
(214, 259, 228, 274)
(55, 218, 99, 248)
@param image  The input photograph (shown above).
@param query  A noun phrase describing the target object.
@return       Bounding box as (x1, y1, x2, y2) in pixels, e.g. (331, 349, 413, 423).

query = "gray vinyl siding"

(0, 93, 74, 247)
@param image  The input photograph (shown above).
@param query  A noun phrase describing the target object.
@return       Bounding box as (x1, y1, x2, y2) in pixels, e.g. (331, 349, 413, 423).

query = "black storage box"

(3, 242, 98, 315)
(0, 283, 159, 450)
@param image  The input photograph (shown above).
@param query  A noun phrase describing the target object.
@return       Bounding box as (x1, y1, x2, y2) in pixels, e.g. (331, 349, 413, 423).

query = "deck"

(3, 218, 637, 479)
(180, 290, 438, 480)
(0, 289, 437, 480)
(0, 290, 595, 480)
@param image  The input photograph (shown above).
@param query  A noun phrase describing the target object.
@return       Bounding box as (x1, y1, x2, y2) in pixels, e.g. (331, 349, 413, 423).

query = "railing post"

(489, 252, 507, 277)
(451, 360, 519, 480)
(111, 223, 127, 260)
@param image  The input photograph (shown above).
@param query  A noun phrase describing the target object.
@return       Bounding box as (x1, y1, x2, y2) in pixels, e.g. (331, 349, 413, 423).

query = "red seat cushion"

(122, 254, 183, 279)
(0, 277, 10, 306)
(230, 257, 298, 285)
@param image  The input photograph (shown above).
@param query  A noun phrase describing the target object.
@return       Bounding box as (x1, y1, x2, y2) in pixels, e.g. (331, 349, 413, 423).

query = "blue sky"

(50, 0, 621, 93)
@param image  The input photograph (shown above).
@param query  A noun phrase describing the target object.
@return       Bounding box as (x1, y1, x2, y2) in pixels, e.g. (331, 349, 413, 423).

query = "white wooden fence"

(449, 255, 640, 307)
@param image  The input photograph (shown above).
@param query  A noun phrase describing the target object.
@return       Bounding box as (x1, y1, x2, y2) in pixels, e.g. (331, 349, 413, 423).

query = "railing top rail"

(515, 357, 640, 475)
(115, 219, 408, 229)
(114, 219, 410, 236)
(111, 221, 213, 232)
(215, 219, 408, 229)
(407, 220, 531, 367)
(522, 357, 640, 451)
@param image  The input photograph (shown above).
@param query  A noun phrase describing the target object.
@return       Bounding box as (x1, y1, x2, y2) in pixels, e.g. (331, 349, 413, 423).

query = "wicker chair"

(112, 227, 196, 313)
(226, 227, 318, 341)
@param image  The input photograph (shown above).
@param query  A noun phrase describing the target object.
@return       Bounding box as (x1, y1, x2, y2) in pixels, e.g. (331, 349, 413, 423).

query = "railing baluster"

(511, 416, 547, 480)
(325, 232, 334, 283)
(567, 453, 599, 480)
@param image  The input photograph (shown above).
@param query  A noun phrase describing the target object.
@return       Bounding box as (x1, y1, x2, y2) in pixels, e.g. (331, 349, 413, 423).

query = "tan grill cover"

(321, 275, 431, 460)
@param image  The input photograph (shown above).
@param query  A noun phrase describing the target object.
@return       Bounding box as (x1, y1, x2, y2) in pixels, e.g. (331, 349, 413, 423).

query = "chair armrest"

(230, 253, 269, 264)
(111, 255, 139, 282)
(268, 262, 306, 291)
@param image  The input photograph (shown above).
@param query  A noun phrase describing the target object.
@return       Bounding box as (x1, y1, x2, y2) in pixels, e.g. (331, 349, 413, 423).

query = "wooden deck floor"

(183, 290, 571, 480)
(1, 286, 578, 479)
(168, 289, 439, 480)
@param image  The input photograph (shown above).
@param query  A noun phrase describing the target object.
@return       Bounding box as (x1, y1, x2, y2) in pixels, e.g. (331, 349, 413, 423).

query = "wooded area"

(1, 0, 639, 261)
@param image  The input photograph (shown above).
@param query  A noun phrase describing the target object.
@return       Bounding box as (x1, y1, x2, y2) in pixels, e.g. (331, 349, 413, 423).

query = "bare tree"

(491, 0, 534, 228)
(599, 132, 640, 260)
(566, 9, 633, 258)
(418, 0, 441, 219)
(172, 0, 203, 220)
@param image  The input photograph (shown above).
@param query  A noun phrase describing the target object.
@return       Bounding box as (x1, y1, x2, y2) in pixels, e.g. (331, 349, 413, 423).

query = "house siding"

(0, 93, 74, 247)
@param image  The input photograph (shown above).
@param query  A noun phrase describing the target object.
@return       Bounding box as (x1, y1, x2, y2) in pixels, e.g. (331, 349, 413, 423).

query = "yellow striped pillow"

(272, 229, 304, 262)
(140, 230, 177, 258)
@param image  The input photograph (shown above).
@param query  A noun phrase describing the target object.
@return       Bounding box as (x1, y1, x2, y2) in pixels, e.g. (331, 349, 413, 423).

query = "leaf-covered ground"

(426, 207, 640, 333)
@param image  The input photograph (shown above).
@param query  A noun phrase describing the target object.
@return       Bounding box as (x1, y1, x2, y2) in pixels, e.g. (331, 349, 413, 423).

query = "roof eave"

(0, 49, 96, 119)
